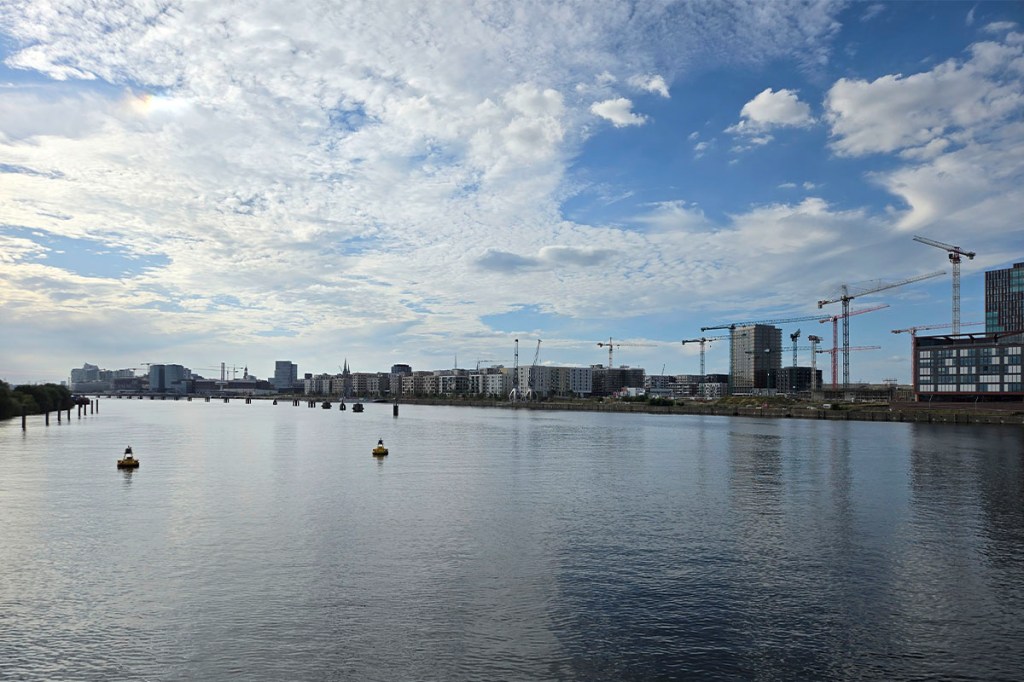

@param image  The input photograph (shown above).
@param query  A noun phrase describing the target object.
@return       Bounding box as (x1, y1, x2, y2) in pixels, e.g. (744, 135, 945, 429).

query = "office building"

(985, 261, 1024, 333)
(273, 361, 298, 391)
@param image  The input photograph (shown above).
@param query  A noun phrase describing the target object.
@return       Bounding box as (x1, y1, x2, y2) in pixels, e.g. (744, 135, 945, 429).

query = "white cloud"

(726, 88, 814, 138)
(629, 74, 670, 98)
(825, 37, 1024, 157)
(984, 21, 1018, 34)
(590, 97, 647, 127)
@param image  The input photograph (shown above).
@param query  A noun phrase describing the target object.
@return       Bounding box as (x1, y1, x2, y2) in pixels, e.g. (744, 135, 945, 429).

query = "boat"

(352, 403, 364, 413)
(321, 400, 332, 409)
(117, 446, 139, 469)
(372, 440, 388, 456)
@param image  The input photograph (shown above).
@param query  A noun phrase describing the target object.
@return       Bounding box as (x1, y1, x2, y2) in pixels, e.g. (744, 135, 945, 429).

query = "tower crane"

(891, 321, 983, 385)
(680, 335, 732, 376)
(789, 329, 801, 367)
(700, 313, 831, 392)
(525, 339, 542, 400)
(509, 339, 521, 402)
(818, 304, 890, 391)
(817, 270, 944, 389)
(807, 335, 823, 392)
(913, 236, 976, 335)
(596, 337, 656, 368)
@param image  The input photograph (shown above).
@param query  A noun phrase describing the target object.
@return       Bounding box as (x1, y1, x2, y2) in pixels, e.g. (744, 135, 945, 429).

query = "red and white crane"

(912, 236, 976, 335)
(817, 270, 944, 389)
(818, 304, 890, 390)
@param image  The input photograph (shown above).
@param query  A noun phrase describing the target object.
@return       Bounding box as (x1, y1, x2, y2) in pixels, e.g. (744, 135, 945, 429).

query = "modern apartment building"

(730, 325, 782, 393)
(912, 259, 1024, 401)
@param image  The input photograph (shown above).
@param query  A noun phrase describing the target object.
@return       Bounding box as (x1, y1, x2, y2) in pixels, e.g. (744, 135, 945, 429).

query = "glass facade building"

(985, 261, 1024, 333)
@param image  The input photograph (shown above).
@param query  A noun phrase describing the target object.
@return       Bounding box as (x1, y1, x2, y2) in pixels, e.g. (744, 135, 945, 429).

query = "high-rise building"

(985, 261, 1024, 333)
(730, 325, 782, 393)
(148, 364, 190, 393)
(273, 361, 298, 391)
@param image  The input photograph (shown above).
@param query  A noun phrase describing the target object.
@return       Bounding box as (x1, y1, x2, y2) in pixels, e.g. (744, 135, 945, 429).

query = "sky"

(1, 1, 1022, 386)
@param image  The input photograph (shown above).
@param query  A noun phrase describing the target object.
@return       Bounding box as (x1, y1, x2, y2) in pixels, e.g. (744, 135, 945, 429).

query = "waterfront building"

(698, 374, 730, 399)
(777, 366, 822, 394)
(730, 325, 782, 394)
(272, 361, 298, 391)
(590, 366, 644, 397)
(985, 261, 1024, 333)
(515, 365, 592, 398)
(148, 364, 190, 394)
(469, 369, 510, 397)
(914, 332, 1022, 401)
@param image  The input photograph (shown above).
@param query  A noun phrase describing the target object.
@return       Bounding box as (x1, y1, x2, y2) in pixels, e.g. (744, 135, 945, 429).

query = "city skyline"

(2, 2, 1022, 386)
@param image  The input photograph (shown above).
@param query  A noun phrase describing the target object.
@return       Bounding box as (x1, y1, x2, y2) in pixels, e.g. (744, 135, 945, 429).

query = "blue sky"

(1, 1, 1022, 385)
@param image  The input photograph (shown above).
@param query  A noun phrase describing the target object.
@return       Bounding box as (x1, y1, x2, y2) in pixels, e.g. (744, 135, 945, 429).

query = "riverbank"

(394, 397, 1024, 426)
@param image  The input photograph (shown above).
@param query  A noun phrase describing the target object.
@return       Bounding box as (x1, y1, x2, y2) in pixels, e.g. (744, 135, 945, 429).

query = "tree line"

(0, 380, 75, 420)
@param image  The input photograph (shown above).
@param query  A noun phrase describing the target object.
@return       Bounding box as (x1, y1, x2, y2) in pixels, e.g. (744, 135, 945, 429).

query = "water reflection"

(2, 404, 1023, 680)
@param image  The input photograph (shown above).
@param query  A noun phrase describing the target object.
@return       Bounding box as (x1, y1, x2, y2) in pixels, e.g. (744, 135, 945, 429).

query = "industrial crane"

(807, 335, 823, 392)
(817, 270, 944, 389)
(913, 236, 976, 335)
(509, 339, 521, 402)
(818, 304, 890, 392)
(891, 321, 983, 384)
(680, 335, 732, 376)
(699, 314, 830, 391)
(524, 339, 542, 400)
(596, 337, 655, 368)
(789, 329, 801, 367)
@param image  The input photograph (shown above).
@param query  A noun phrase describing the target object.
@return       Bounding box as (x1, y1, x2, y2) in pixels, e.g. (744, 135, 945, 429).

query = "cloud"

(984, 21, 1018, 34)
(629, 74, 670, 98)
(726, 87, 814, 138)
(861, 4, 886, 22)
(590, 98, 647, 127)
(825, 36, 1024, 157)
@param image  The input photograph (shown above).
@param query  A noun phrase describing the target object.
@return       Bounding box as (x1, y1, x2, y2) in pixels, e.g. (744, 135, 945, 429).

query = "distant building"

(777, 366, 822, 394)
(149, 364, 190, 394)
(517, 365, 593, 398)
(730, 325, 782, 393)
(272, 361, 298, 391)
(985, 261, 1024, 333)
(590, 366, 644, 397)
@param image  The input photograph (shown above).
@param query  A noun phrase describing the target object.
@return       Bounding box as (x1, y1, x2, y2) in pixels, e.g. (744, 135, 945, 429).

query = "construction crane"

(913, 235, 976, 335)
(700, 314, 830, 392)
(680, 335, 732, 376)
(789, 329, 801, 367)
(891, 321, 983, 384)
(817, 270, 944, 389)
(818, 304, 890, 392)
(524, 339, 542, 400)
(596, 337, 656, 368)
(815, 346, 882, 389)
(475, 359, 494, 372)
(807, 335, 823, 392)
(509, 339, 521, 402)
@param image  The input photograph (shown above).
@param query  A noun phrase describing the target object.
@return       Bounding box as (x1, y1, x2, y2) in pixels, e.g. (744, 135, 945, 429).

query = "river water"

(1, 400, 1022, 680)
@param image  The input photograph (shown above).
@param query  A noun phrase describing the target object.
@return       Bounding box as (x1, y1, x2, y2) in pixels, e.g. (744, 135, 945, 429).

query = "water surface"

(2, 400, 1022, 680)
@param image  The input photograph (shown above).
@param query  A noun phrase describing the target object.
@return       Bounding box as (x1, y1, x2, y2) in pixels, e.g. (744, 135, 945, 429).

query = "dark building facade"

(777, 366, 822, 394)
(985, 261, 1024, 333)
(914, 332, 1022, 401)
